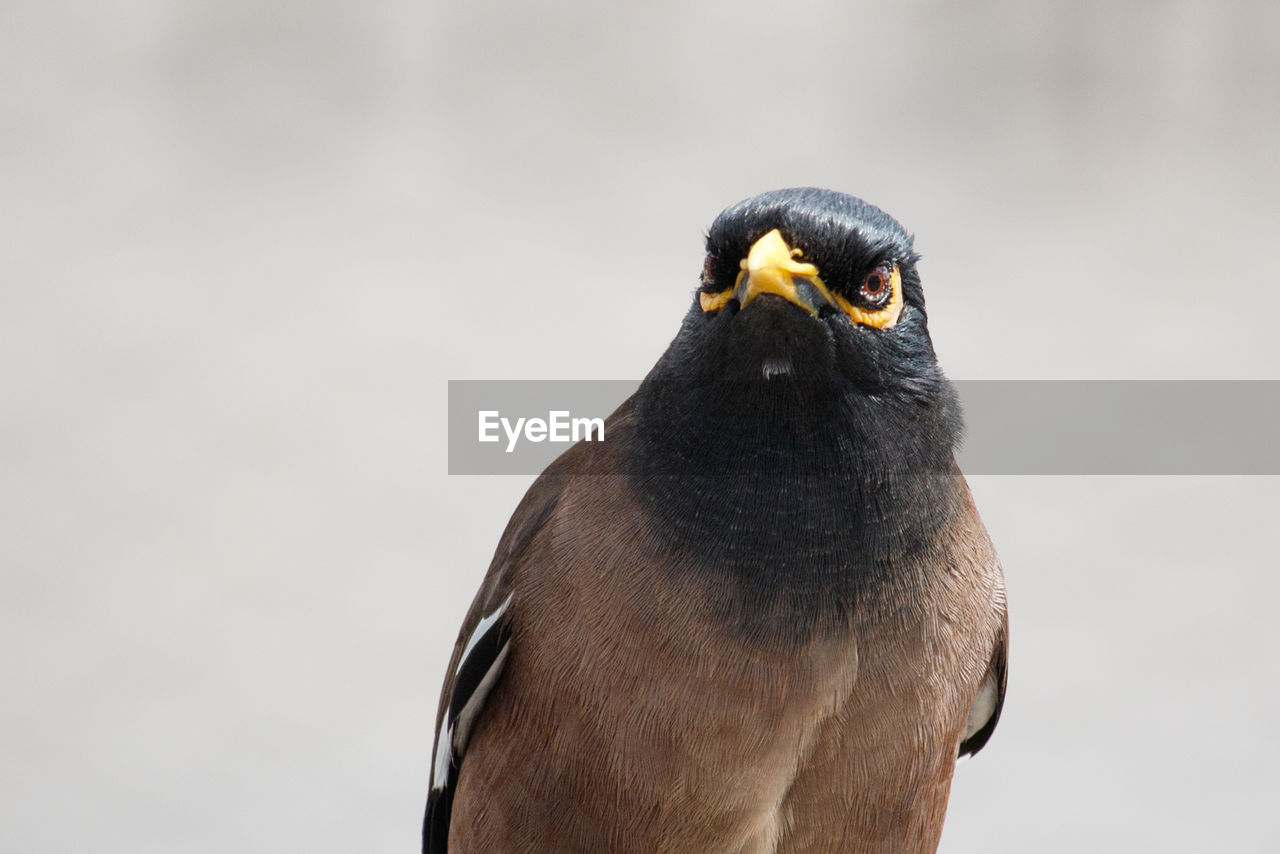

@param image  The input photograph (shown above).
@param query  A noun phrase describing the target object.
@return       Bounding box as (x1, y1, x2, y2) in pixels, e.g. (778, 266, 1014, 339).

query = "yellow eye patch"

(699, 230, 904, 330)
(829, 266, 903, 330)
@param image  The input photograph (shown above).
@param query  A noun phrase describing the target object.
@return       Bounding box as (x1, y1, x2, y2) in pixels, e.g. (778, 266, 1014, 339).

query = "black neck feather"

(621, 351, 965, 638)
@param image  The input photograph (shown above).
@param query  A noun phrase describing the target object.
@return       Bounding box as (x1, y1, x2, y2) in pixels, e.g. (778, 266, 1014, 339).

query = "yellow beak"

(699, 229, 837, 316)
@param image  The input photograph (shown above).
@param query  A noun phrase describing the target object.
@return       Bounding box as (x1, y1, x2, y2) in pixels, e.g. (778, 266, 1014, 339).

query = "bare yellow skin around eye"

(830, 266, 903, 330)
(699, 288, 734, 312)
(700, 241, 904, 331)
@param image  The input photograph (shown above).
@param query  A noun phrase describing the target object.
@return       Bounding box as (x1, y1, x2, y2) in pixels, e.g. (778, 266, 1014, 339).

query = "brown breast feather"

(446, 463, 1006, 853)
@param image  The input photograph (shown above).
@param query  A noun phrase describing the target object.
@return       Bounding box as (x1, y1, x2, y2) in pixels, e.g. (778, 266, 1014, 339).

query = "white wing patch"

(457, 595, 512, 674)
(453, 643, 511, 756)
(962, 671, 998, 744)
(430, 594, 514, 793)
(432, 715, 453, 791)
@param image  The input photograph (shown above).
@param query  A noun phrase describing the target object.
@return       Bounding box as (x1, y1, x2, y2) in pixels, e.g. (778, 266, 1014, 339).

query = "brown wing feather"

(422, 472, 564, 853)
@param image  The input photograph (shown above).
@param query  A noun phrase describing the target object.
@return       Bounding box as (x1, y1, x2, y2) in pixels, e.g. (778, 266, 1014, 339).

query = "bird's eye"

(859, 265, 893, 305)
(700, 254, 715, 288)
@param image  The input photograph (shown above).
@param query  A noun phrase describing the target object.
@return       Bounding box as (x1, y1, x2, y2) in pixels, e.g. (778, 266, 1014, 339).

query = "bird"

(424, 188, 1008, 853)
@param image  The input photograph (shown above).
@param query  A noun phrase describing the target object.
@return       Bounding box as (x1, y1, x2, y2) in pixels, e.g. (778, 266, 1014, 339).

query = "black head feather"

(704, 187, 924, 310)
(693, 187, 943, 400)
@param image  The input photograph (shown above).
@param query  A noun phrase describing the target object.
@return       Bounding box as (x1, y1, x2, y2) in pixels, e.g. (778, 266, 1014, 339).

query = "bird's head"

(634, 188, 960, 478)
(682, 187, 944, 398)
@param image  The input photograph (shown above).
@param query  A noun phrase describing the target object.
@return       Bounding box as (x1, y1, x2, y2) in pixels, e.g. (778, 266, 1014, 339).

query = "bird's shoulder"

(423, 402, 635, 853)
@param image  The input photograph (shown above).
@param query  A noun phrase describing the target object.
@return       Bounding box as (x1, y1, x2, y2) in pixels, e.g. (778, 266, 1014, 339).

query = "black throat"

(620, 314, 965, 638)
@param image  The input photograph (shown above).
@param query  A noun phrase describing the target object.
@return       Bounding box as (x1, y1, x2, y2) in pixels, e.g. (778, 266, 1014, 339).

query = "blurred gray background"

(3, 1, 1278, 851)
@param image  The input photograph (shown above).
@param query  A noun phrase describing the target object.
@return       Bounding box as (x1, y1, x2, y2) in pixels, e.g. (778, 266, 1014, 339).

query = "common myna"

(425, 188, 1008, 853)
